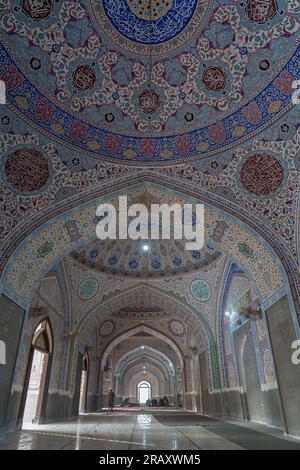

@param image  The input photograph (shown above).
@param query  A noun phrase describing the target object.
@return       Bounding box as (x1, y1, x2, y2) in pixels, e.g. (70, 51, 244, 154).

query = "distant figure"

(177, 393, 182, 408)
(108, 388, 115, 412)
(163, 396, 169, 407)
(121, 396, 130, 407)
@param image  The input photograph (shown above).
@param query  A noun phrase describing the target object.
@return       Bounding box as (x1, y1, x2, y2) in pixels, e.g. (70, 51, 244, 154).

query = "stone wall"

(266, 296, 300, 437)
(0, 295, 24, 440)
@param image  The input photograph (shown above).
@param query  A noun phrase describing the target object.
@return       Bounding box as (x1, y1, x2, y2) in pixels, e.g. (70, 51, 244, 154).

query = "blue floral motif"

(204, 21, 235, 49)
(90, 249, 99, 259)
(108, 256, 118, 265)
(112, 57, 133, 87)
(172, 256, 182, 266)
(84, 104, 135, 132)
(244, 46, 278, 92)
(165, 58, 187, 86)
(87, 104, 135, 132)
(92, 215, 101, 225)
(192, 251, 201, 260)
(64, 18, 94, 48)
(128, 259, 139, 269)
(12, 36, 56, 90)
(151, 259, 161, 270)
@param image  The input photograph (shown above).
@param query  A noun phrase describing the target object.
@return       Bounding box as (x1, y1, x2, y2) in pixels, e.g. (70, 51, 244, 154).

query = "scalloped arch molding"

(1, 176, 298, 311)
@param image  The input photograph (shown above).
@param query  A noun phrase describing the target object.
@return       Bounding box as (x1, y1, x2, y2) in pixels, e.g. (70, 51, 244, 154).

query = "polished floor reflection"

(1, 411, 300, 450)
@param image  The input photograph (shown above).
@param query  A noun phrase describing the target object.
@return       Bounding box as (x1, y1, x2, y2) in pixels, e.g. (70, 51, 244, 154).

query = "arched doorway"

(79, 352, 89, 414)
(238, 330, 264, 423)
(20, 320, 52, 427)
(137, 381, 151, 404)
(99, 322, 186, 409)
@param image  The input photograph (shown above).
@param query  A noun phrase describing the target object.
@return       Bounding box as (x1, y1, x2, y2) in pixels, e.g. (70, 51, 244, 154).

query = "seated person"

(121, 396, 130, 406)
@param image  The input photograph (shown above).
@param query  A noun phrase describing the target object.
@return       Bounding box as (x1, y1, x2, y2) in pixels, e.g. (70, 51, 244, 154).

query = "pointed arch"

(18, 318, 53, 425)
(101, 324, 184, 370)
(0, 175, 297, 320)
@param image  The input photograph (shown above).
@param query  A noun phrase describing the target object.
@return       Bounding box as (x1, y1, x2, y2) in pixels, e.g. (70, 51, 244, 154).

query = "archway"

(100, 324, 184, 371)
(99, 324, 184, 405)
(0, 179, 299, 436)
(126, 367, 161, 405)
(137, 381, 152, 405)
(113, 344, 176, 405)
(1, 178, 295, 317)
(20, 319, 53, 427)
(239, 332, 262, 423)
(217, 263, 284, 427)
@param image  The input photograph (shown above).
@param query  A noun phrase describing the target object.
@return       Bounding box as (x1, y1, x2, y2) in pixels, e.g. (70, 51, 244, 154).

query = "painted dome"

(98, 0, 200, 47)
(72, 240, 222, 278)
(0, 1, 299, 163)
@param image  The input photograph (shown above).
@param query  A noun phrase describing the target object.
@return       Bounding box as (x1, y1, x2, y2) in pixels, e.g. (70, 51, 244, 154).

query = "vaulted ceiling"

(0, 1, 300, 323)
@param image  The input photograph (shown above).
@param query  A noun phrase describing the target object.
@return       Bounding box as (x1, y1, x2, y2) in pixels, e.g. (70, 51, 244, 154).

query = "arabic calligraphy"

(240, 154, 285, 197)
(102, 0, 198, 44)
(20, 0, 53, 21)
(72, 65, 96, 91)
(202, 66, 227, 92)
(139, 89, 160, 114)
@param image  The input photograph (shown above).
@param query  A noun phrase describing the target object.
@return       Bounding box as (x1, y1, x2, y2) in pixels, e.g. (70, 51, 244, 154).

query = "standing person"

(108, 388, 115, 412)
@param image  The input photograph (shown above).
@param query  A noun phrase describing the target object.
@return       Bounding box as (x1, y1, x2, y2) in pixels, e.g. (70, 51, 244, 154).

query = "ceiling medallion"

(4, 148, 49, 193)
(169, 320, 186, 337)
(246, 0, 278, 24)
(139, 89, 160, 114)
(72, 65, 96, 91)
(190, 279, 212, 302)
(239, 154, 285, 197)
(202, 66, 227, 92)
(77, 277, 99, 300)
(99, 320, 116, 337)
(90, 0, 209, 56)
(20, 0, 54, 21)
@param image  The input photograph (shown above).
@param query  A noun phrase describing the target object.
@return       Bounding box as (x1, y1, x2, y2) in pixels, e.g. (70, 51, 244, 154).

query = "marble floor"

(1, 411, 300, 450)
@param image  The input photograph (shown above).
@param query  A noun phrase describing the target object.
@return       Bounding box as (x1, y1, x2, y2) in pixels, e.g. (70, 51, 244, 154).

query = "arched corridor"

(1, 0, 300, 453)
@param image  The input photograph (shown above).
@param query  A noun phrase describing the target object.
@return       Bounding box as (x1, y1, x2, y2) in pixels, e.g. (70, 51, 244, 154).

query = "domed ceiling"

(71, 239, 222, 278)
(0, 0, 299, 164)
(71, 185, 222, 277)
